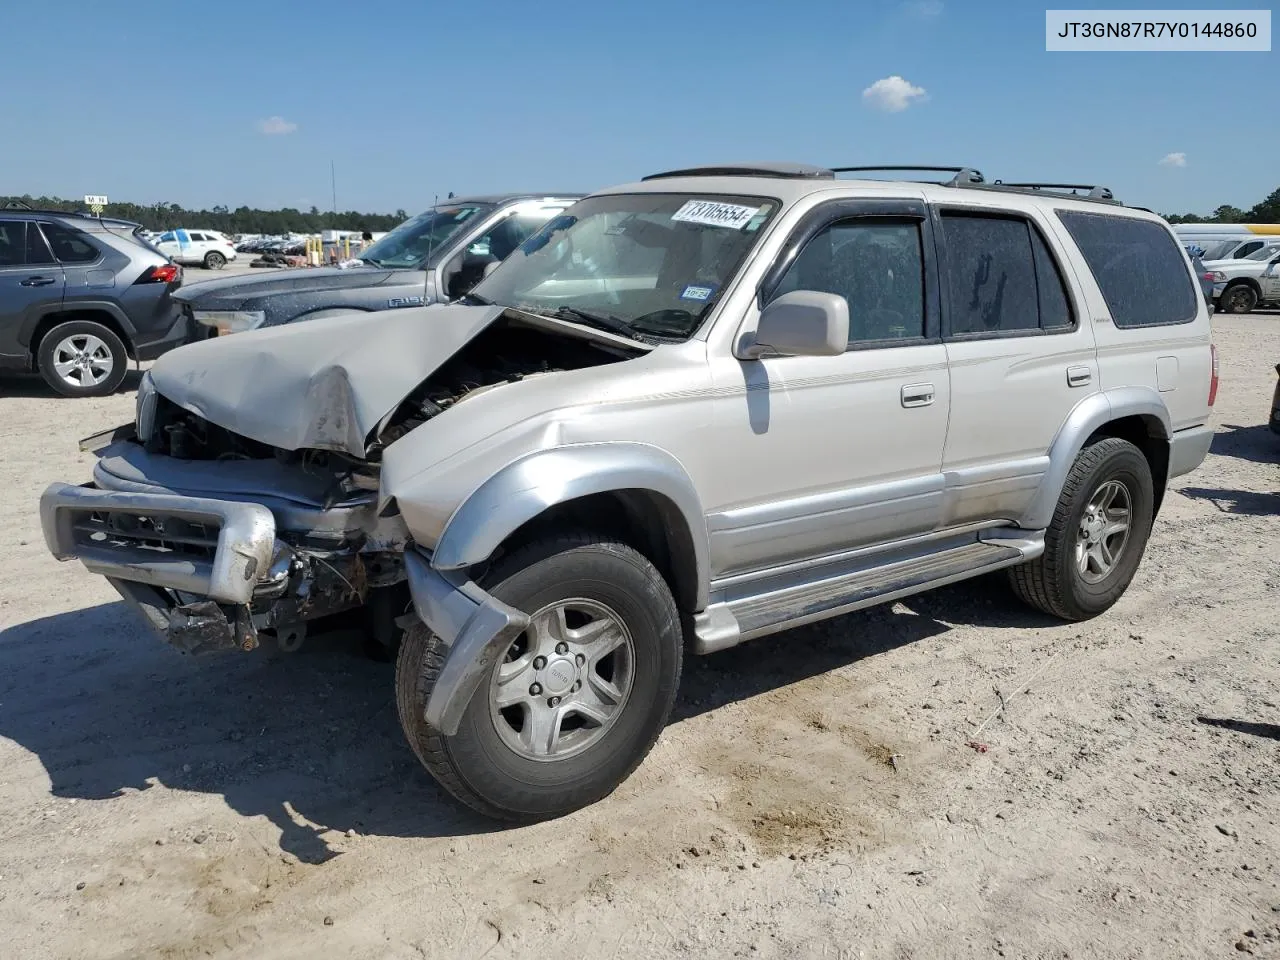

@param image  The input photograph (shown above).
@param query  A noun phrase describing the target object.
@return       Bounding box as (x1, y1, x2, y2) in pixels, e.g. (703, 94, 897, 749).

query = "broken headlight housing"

(192, 309, 266, 336)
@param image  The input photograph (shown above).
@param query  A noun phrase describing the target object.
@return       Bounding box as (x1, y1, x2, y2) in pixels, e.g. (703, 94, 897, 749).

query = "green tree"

(1211, 204, 1246, 223)
(1247, 187, 1280, 223)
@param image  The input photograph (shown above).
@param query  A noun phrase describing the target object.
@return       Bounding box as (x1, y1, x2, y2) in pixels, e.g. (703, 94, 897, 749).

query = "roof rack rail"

(991, 181, 1117, 202)
(1, 199, 35, 210)
(642, 162, 835, 181)
(830, 165, 986, 186)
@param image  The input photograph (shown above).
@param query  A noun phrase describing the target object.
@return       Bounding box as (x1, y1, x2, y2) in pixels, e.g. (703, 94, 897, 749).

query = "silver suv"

(40, 163, 1216, 821)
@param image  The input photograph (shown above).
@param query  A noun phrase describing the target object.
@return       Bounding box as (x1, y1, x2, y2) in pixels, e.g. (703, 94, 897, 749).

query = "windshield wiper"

(549, 306, 645, 341)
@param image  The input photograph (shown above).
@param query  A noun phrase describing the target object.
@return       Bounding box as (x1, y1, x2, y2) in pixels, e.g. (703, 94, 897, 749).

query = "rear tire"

(1220, 283, 1258, 314)
(35, 319, 128, 398)
(395, 532, 683, 822)
(204, 251, 226, 270)
(1009, 437, 1154, 621)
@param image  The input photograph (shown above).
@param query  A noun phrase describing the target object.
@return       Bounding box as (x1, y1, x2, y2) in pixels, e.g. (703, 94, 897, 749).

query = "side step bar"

(691, 531, 1044, 654)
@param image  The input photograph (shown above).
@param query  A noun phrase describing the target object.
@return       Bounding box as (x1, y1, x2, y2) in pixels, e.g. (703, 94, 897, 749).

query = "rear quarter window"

(1056, 210, 1198, 328)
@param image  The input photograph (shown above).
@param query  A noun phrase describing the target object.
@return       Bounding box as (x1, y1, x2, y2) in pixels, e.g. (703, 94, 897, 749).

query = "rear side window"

(939, 213, 1073, 336)
(1057, 211, 1198, 327)
(26, 223, 56, 264)
(39, 222, 100, 263)
(0, 221, 22, 266)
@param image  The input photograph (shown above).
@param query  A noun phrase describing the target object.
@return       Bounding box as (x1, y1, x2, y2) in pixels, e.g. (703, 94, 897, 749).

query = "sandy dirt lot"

(1, 315, 1277, 960)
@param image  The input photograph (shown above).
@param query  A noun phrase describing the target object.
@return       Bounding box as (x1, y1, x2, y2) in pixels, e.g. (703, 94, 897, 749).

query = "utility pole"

(330, 160, 338, 213)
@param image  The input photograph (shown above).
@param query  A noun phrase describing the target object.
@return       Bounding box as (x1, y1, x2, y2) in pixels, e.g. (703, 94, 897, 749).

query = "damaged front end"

(41, 389, 411, 655)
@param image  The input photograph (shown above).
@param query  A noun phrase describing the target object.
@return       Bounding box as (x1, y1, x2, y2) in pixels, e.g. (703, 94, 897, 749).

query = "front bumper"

(40, 482, 277, 604)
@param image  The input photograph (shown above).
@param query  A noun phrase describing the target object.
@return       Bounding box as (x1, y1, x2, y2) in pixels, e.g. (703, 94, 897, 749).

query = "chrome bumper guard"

(403, 550, 530, 736)
(40, 482, 277, 605)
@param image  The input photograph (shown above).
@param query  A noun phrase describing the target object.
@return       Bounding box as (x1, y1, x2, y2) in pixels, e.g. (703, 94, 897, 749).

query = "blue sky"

(2, 0, 1274, 216)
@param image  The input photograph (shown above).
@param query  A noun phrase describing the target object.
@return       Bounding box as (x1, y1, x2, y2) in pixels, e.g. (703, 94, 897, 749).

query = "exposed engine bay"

(142, 312, 638, 469)
(374, 314, 637, 451)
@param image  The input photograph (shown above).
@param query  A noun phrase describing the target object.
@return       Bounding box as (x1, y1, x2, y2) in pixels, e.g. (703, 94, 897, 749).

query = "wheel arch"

(431, 443, 710, 613)
(29, 307, 137, 361)
(1021, 387, 1171, 529)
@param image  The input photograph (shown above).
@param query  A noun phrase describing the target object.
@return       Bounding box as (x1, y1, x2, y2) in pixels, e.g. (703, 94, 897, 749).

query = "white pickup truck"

(1209, 248, 1280, 313)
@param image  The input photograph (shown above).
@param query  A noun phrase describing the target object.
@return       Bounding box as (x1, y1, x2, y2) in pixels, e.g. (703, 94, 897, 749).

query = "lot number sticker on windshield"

(671, 200, 760, 230)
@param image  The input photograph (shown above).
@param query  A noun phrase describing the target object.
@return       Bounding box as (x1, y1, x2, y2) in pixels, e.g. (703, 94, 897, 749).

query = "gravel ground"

(0, 314, 1277, 960)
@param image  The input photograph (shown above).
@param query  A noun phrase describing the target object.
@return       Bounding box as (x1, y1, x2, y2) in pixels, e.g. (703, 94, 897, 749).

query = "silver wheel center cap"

(541, 657, 577, 696)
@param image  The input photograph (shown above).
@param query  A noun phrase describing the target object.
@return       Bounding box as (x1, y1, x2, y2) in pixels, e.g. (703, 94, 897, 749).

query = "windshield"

(359, 203, 493, 268)
(470, 192, 779, 341)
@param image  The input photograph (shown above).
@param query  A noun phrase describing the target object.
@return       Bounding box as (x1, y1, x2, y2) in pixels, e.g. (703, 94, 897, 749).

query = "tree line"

(0, 195, 412, 235)
(6, 183, 1279, 232)
(1164, 185, 1280, 224)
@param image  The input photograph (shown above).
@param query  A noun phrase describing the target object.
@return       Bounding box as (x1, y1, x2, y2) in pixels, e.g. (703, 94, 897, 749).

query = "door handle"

(1067, 366, 1093, 387)
(901, 383, 935, 408)
(20, 276, 57, 287)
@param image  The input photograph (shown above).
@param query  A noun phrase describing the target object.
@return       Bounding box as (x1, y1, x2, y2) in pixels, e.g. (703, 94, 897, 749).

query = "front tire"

(1220, 283, 1258, 314)
(395, 532, 683, 822)
(36, 320, 128, 397)
(203, 251, 226, 270)
(1009, 437, 1154, 621)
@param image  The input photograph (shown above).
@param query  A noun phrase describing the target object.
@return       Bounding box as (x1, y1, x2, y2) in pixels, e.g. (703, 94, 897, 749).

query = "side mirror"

(739, 291, 849, 359)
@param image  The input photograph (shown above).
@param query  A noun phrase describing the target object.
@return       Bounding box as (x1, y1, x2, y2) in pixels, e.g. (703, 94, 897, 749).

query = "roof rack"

(642, 162, 835, 181)
(992, 181, 1116, 202)
(831, 165, 986, 186)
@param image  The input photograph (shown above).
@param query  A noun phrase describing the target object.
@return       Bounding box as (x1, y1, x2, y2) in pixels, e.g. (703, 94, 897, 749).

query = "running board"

(691, 532, 1043, 654)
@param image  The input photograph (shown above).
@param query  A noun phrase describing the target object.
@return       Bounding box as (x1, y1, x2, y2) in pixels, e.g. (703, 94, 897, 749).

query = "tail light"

(135, 263, 182, 284)
(1208, 343, 1219, 407)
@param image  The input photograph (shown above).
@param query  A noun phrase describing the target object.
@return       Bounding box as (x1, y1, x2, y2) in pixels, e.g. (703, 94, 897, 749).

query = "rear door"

(935, 203, 1098, 527)
(0, 220, 65, 363)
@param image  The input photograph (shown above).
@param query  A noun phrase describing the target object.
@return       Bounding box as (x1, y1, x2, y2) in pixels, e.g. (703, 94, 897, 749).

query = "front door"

(0, 220, 65, 364)
(705, 199, 951, 580)
(934, 204, 1099, 527)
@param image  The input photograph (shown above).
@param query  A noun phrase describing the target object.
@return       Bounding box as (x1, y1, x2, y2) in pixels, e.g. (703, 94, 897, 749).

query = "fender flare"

(21, 300, 137, 352)
(431, 442, 711, 610)
(1019, 386, 1171, 530)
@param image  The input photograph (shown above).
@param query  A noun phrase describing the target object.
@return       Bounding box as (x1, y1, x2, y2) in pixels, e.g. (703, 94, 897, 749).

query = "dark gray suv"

(175, 194, 579, 337)
(0, 209, 188, 396)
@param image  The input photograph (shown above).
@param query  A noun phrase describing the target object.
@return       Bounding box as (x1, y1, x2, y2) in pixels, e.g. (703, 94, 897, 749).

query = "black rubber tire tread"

(35, 319, 128, 398)
(395, 530, 683, 822)
(1008, 437, 1154, 622)
(1221, 283, 1257, 314)
(203, 251, 226, 269)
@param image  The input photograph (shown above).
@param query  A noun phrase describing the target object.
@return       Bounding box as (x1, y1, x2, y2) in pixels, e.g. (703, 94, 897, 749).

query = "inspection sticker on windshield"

(680, 284, 716, 301)
(671, 200, 760, 230)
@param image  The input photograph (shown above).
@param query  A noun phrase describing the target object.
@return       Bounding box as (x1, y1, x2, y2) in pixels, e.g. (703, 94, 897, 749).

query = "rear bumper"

(40, 482, 276, 604)
(133, 303, 195, 360)
(1168, 424, 1215, 480)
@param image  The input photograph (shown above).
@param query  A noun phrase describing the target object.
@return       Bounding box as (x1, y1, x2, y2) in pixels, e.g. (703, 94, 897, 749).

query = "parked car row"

(37, 162, 1219, 823)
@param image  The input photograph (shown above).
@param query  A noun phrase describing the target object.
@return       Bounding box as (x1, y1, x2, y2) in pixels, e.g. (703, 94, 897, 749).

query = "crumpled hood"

(171, 266, 405, 307)
(149, 303, 504, 457)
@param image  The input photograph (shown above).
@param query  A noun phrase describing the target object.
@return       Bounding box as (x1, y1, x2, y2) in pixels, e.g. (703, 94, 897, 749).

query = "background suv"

(0, 210, 187, 396)
(174, 194, 579, 337)
(152, 229, 238, 270)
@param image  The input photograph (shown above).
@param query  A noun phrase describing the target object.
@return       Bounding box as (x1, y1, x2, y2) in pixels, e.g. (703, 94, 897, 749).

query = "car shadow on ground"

(0, 368, 146, 398)
(1210, 423, 1280, 466)
(0, 576, 1051, 862)
(1179, 485, 1280, 516)
(1196, 716, 1280, 742)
